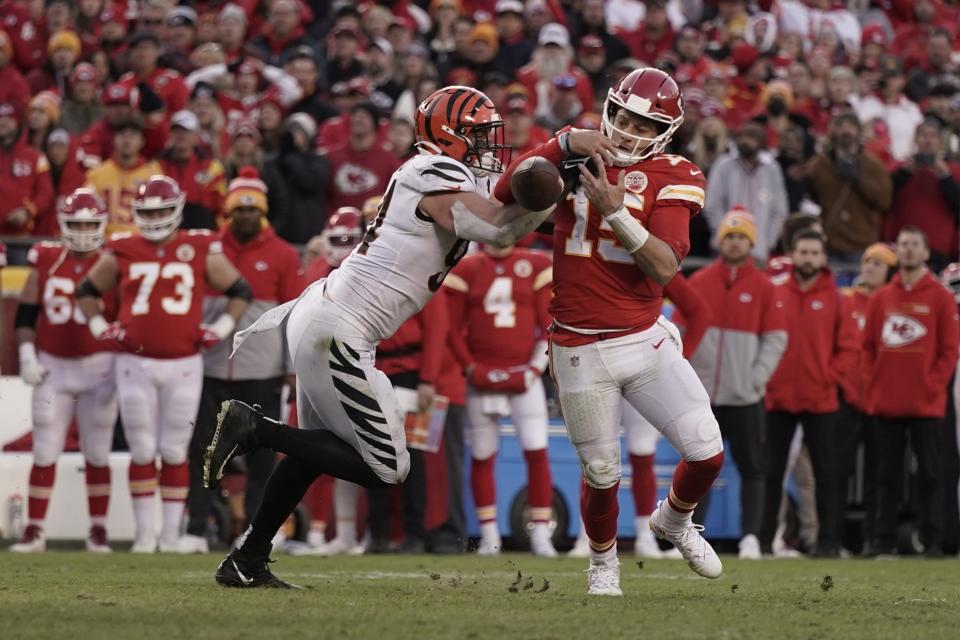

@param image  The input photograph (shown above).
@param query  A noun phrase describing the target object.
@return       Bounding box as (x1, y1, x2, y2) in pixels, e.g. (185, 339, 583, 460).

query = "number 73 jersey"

(551, 153, 705, 334)
(107, 230, 221, 358)
(28, 242, 119, 358)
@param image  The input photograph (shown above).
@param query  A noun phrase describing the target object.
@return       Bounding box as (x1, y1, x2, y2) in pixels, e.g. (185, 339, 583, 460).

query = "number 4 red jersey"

(494, 135, 705, 344)
(107, 230, 221, 358)
(28, 242, 119, 358)
(444, 249, 552, 368)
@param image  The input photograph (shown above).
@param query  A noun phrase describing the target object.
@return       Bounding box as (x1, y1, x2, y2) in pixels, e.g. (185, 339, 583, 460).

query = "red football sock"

(630, 454, 656, 517)
(667, 452, 724, 513)
(128, 462, 157, 499)
(27, 464, 56, 526)
(471, 455, 497, 523)
(85, 463, 111, 524)
(524, 448, 552, 524)
(580, 479, 620, 553)
(159, 462, 189, 502)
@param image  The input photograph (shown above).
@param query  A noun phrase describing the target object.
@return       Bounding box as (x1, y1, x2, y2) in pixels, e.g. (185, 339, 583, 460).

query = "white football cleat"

(86, 526, 112, 553)
(649, 502, 723, 579)
(306, 530, 328, 550)
(586, 556, 623, 596)
(738, 534, 761, 560)
(635, 528, 663, 558)
(661, 546, 684, 559)
(176, 534, 210, 554)
(567, 533, 590, 558)
(476, 534, 502, 556)
(10, 525, 46, 553)
(530, 525, 558, 557)
(316, 537, 365, 556)
(131, 535, 158, 554)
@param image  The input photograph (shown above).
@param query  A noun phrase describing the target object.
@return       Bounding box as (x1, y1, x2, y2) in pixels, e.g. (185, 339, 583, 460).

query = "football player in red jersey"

(76, 176, 252, 553)
(495, 68, 725, 595)
(9, 191, 117, 553)
(444, 244, 556, 557)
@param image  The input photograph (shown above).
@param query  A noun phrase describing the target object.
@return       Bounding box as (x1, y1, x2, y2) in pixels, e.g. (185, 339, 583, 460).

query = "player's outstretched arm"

(204, 252, 253, 342)
(76, 253, 120, 338)
(420, 191, 555, 248)
(578, 153, 680, 286)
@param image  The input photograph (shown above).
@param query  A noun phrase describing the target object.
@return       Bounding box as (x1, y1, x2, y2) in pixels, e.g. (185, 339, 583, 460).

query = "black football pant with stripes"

(237, 289, 411, 558)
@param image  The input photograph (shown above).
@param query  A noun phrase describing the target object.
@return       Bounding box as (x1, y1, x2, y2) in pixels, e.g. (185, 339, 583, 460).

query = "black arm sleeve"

(223, 277, 253, 302)
(76, 277, 103, 299)
(14, 303, 40, 329)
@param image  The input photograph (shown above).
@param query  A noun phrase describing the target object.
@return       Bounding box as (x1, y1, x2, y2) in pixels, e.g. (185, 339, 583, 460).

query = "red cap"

(346, 76, 370, 95)
(505, 96, 532, 115)
(103, 83, 132, 106)
(578, 35, 604, 53)
(573, 111, 601, 130)
(0, 102, 19, 119)
(861, 24, 887, 46)
(71, 62, 97, 86)
(731, 43, 760, 72)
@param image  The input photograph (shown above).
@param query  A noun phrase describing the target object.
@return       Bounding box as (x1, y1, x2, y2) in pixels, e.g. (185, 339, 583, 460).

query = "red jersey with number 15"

(29, 242, 119, 358)
(107, 230, 221, 359)
(494, 136, 705, 345)
(444, 249, 553, 368)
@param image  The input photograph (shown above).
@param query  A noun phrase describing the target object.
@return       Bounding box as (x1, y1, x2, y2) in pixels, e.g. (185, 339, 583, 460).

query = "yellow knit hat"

(717, 207, 757, 246)
(862, 242, 897, 267)
(225, 168, 268, 213)
(48, 30, 81, 57)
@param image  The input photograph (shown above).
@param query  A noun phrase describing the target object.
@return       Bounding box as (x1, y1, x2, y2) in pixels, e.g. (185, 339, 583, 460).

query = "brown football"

(510, 156, 564, 211)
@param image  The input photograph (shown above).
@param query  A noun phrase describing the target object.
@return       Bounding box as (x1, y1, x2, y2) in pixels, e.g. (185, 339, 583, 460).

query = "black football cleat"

(203, 400, 261, 489)
(215, 551, 301, 589)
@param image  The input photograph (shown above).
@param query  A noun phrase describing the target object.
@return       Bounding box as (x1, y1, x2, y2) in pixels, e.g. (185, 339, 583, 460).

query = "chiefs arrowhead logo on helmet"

(415, 86, 511, 174)
(133, 175, 185, 242)
(602, 67, 684, 166)
(59, 188, 108, 252)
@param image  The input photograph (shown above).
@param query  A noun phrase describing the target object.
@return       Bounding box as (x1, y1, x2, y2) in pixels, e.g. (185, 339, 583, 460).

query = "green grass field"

(1, 552, 958, 639)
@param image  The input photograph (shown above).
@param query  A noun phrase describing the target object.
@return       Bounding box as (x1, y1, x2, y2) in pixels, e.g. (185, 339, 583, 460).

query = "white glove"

(18, 343, 47, 386)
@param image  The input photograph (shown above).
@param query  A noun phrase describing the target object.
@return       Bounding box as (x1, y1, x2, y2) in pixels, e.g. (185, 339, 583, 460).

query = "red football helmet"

(415, 86, 510, 173)
(323, 207, 365, 267)
(602, 67, 684, 165)
(59, 188, 108, 252)
(133, 175, 185, 241)
(941, 263, 960, 303)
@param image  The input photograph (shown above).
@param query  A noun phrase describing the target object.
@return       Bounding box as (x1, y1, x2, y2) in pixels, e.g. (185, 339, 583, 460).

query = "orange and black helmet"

(414, 86, 511, 172)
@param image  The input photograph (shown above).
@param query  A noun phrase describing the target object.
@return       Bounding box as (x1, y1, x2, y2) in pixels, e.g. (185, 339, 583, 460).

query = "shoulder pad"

(408, 155, 475, 195)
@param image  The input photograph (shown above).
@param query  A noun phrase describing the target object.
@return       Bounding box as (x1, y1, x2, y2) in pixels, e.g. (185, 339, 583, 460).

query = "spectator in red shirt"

(159, 110, 227, 230)
(119, 31, 190, 116)
(884, 118, 960, 271)
(250, 0, 317, 67)
(325, 103, 400, 212)
(0, 30, 30, 110)
(517, 23, 593, 113)
(0, 102, 54, 241)
(863, 227, 960, 557)
(761, 230, 859, 557)
(726, 43, 766, 129)
(27, 30, 80, 96)
(503, 95, 549, 158)
(628, 0, 674, 64)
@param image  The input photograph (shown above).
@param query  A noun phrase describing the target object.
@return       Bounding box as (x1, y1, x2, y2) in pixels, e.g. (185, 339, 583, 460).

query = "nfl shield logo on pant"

(570, 356, 580, 367)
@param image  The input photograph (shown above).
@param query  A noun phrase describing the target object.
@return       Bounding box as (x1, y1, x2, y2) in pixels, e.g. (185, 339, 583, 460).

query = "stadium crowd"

(1, 0, 960, 559)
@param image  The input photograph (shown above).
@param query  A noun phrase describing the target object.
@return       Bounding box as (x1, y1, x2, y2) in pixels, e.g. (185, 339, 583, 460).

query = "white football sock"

(334, 480, 359, 545)
(132, 495, 156, 541)
(161, 500, 185, 544)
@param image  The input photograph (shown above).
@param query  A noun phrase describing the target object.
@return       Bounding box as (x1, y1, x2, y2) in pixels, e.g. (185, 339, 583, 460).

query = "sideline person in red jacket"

(678, 210, 788, 559)
(862, 226, 959, 557)
(837, 242, 897, 554)
(760, 230, 859, 557)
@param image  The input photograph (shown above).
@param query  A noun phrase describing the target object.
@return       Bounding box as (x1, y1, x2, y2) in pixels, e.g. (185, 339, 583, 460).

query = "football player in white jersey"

(202, 86, 617, 588)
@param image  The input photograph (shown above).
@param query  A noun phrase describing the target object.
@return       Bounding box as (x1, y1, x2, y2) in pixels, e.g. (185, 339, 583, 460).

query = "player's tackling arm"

(205, 252, 252, 340)
(77, 253, 119, 338)
(578, 153, 680, 286)
(419, 191, 556, 248)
